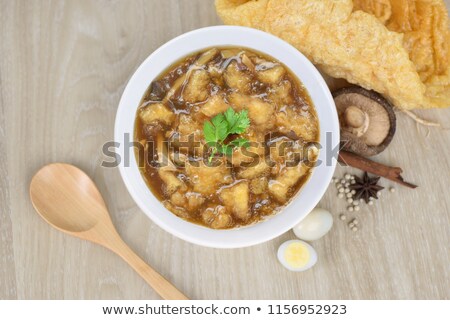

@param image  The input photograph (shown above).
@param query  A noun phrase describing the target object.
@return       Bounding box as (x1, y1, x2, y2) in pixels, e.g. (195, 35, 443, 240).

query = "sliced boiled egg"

(277, 240, 317, 272)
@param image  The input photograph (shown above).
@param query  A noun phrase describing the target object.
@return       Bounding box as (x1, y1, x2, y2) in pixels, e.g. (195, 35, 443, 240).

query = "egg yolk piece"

(284, 242, 310, 268)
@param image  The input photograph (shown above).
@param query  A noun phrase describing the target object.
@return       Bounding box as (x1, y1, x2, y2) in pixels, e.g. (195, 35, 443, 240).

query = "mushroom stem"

(344, 106, 369, 137)
(155, 131, 177, 171)
(240, 53, 255, 72)
(163, 48, 219, 103)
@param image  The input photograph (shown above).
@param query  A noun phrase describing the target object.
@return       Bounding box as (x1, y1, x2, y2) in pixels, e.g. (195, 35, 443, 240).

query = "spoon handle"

(112, 238, 188, 300)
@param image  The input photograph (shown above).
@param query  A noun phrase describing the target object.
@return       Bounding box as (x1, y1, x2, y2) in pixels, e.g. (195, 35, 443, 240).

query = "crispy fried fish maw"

(354, 0, 449, 82)
(353, 0, 392, 23)
(216, 0, 450, 109)
(354, 0, 450, 108)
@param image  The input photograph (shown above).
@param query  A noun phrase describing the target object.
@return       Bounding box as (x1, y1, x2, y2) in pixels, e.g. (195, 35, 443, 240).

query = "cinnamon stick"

(338, 150, 417, 189)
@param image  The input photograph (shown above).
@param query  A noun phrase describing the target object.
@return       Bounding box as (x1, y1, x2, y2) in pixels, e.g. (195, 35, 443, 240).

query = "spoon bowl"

(31, 164, 103, 233)
(30, 163, 187, 300)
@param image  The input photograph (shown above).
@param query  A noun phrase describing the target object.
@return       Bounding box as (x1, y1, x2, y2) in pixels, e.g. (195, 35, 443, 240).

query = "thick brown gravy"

(135, 47, 319, 229)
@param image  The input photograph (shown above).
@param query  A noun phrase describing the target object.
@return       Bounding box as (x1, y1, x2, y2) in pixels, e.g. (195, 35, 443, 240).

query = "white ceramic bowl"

(115, 26, 339, 248)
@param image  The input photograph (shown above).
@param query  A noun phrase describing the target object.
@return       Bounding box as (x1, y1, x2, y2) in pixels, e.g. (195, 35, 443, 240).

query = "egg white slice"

(277, 240, 317, 272)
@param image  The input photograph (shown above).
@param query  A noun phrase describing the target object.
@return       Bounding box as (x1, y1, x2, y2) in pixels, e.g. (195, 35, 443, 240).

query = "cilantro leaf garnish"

(203, 107, 250, 163)
(203, 113, 228, 145)
(224, 108, 250, 134)
(229, 138, 251, 148)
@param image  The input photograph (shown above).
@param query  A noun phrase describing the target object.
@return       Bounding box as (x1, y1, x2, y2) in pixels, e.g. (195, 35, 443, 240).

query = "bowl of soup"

(115, 26, 339, 248)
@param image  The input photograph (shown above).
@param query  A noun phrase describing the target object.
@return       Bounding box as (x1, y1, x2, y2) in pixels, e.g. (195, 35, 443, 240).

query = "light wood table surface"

(1, 0, 449, 300)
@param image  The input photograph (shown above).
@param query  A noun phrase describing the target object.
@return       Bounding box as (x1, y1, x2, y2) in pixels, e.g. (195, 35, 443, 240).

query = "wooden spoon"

(29, 163, 188, 300)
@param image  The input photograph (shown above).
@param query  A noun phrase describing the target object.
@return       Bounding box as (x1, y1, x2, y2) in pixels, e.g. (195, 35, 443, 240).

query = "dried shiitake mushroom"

(333, 87, 396, 157)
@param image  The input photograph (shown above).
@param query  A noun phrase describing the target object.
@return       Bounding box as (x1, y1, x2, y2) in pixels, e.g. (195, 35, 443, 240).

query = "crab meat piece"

(228, 93, 275, 130)
(185, 161, 232, 195)
(269, 164, 309, 203)
(139, 103, 175, 125)
(223, 61, 252, 93)
(200, 95, 229, 117)
(183, 69, 210, 103)
(220, 181, 250, 221)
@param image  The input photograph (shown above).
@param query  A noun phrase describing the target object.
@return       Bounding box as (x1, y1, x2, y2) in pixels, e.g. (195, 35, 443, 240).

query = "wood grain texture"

(0, 0, 449, 299)
(29, 163, 188, 300)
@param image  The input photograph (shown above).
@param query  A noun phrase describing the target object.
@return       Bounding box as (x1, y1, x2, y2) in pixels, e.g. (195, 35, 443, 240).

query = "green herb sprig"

(203, 108, 250, 163)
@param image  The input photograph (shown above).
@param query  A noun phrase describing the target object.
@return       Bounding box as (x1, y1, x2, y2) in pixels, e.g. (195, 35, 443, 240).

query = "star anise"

(349, 172, 384, 203)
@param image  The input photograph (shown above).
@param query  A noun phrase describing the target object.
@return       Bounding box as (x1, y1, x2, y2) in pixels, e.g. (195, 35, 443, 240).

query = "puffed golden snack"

(216, 0, 450, 109)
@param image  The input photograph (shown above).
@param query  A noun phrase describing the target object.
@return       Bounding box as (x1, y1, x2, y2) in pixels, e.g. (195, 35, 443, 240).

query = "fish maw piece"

(178, 114, 203, 134)
(183, 69, 210, 103)
(215, 0, 270, 28)
(269, 138, 297, 163)
(170, 190, 186, 207)
(139, 103, 175, 125)
(229, 147, 255, 167)
(276, 106, 318, 141)
(201, 95, 229, 117)
(257, 64, 285, 85)
(216, 0, 449, 109)
(228, 93, 275, 130)
(269, 164, 308, 203)
(171, 190, 205, 212)
(354, 0, 450, 107)
(159, 169, 186, 195)
(424, 71, 450, 108)
(163, 201, 189, 219)
(208, 64, 225, 87)
(220, 181, 250, 221)
(186, 192, 205, 211)
(390, 1, 449, 81)
(250, 177, 268, 195)
(230, 130, 265, 166)
(315, 11, 426, 109)
(177, 114, 204, 143)
(237, 160, 271, 179)
(268, 80, 294, 106)
(352, 0, 392, 24)
(202, 206, 233, 229)
(185, 161, 232, 195)
(224, 61, 252, 93)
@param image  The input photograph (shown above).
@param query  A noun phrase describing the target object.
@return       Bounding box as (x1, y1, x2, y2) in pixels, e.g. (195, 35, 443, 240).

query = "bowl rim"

(114, 25, 339, 248)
